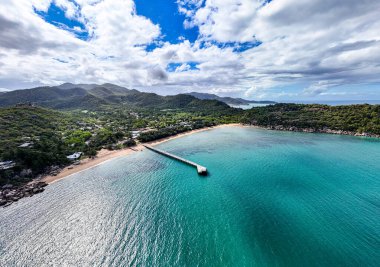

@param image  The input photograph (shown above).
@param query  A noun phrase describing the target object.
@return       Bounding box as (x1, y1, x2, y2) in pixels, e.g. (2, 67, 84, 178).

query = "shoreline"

(42, 124, 240, 184)
(41, 122, 378, 184)
(258, 125, 380, 138)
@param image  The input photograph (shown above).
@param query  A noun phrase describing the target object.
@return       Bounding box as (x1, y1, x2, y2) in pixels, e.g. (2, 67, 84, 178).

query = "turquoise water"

(1, 127, 379, 266)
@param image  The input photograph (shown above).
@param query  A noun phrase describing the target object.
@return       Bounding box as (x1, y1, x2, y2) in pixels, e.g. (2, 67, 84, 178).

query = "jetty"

(143, 145, 208, 175)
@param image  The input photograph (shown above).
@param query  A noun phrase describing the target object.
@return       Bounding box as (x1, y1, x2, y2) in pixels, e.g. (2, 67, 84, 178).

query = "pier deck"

(143, 145, 208, 175)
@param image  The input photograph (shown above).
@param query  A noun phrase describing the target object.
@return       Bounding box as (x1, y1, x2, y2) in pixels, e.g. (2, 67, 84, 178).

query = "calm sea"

(285, 100, 380, 106)
(231, 100, 380, 109)
(1, 127, 379, 266)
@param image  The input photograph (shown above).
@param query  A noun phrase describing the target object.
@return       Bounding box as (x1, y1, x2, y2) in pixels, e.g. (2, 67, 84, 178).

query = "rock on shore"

(256, 125, 380, 138)
(0, 181, 47, 208)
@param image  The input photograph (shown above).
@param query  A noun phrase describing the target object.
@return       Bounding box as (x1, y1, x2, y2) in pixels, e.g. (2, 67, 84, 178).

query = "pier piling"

(143, 145, 208, 175)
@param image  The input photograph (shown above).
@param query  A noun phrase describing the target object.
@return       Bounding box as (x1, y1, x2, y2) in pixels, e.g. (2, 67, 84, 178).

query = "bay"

(1, 127, 379, 266)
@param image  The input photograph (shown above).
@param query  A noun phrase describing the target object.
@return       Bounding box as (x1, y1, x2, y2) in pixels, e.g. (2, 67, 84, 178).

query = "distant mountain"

(0, 86, 88, 107)
(0, 83, 232, 113)
(185, 92, 276, 105)
(56, 83, 98, 90)
(0, 89, 10, 94)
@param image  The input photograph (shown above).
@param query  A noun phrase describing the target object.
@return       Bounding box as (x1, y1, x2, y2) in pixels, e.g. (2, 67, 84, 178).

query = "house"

(18, 142, 33, 148)
(0, 161, 16, 170)
(131, 131, 141, 139)
(66, 152, 83, 161)
(179, 121, 191, 127)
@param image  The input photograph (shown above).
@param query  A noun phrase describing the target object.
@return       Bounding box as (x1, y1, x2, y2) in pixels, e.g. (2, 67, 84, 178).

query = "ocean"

(285, 100, 380, 106)
(230, 100, 380, 110)
(1, 127, 379, 266)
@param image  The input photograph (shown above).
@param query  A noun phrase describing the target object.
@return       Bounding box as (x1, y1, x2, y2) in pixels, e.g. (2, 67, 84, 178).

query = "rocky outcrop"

(0, 181, 47, 208)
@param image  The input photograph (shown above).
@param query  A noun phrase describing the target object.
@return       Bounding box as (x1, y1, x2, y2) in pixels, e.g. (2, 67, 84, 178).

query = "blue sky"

(134, 0, 199, 45)
(34, 2, 89, 40)
(0, 0, 379, 101)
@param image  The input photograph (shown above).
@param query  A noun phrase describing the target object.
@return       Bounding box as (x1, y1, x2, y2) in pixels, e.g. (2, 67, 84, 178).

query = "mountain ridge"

(185, 92, 276, 105)
(0, 83, 232, 112)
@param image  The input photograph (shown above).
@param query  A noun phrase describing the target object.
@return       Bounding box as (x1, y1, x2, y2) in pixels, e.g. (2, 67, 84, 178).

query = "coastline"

(260, 125, 380, 138)
(41, 122, 378, 185)
(42, 124, 241, 184)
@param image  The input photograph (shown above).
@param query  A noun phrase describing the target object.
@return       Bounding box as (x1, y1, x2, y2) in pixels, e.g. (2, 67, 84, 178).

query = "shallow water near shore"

(1, 127, 380, 266)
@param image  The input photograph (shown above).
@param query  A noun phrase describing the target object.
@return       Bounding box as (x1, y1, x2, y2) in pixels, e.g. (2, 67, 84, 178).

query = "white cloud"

(0, 0, 379, 100)
(302, 81, 339, 96)
(183, 0, 380, 94)
(55, 0, 80, 19)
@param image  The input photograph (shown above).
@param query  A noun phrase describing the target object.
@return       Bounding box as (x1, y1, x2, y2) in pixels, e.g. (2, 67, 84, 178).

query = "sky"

(0, 0, 379, 101)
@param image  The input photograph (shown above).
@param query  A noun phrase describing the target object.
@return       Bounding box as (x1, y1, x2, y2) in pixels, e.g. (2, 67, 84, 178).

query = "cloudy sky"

(0, 0, 379, 100)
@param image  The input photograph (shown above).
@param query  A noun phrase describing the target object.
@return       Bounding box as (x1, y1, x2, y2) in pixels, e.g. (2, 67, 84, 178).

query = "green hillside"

(186, 92, 276, 105)
(242, 103, 380, 134)
(0, 84, 234, 113)
(1, 84, 379, 186)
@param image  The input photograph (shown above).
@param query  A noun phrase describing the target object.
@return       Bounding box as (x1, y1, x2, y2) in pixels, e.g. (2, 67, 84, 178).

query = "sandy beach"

(42, 124, 241, 184)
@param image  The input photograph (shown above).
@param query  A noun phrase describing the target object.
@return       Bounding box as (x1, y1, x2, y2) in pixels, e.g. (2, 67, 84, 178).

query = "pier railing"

(143, 145, 208, 175)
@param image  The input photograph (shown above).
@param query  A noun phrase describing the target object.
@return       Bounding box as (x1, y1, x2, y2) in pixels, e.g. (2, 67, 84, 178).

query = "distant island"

(1, 83, 379, 206)
(185, 92, 276, 106)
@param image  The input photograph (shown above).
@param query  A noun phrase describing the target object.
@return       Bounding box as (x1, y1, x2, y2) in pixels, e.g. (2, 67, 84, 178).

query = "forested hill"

(0, 103, 237, 186)
(186, 92, 276, 105)
(1, 102, 379, 186)
(0, 83, 232, 113)
(241, 103, 380, 135)
(1, 84, 379, 137)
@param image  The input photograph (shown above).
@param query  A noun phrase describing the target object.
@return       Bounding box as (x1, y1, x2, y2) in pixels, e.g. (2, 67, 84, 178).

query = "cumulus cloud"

(148, 67, 168, 82)
(54, 0, 80, 19)
(302, 81, 338, 97)
(183, 0, 380, 93)
(0, 0, 379, 99)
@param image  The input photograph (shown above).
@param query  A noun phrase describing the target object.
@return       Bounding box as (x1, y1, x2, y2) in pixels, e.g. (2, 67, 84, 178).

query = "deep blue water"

(1, 127, 379, 266)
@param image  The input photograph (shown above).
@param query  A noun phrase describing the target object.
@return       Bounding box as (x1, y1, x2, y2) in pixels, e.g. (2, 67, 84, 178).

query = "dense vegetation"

(1, 83, 379, 186)
(0, 102, 237, 185)
(137, 121, 216, 142)
(186, 92, 276, 105)
(0, 106, 71, 184)
(0, 83, 236, 112)
(241, 103, 380, 134)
